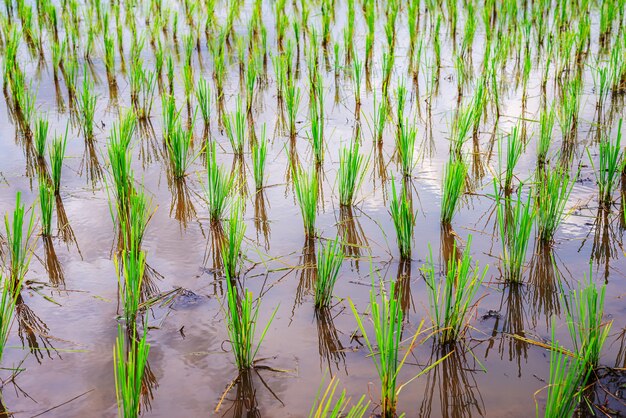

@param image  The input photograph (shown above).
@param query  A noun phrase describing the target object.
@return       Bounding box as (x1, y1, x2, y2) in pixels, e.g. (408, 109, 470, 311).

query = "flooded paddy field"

(1, 0, 626, 416)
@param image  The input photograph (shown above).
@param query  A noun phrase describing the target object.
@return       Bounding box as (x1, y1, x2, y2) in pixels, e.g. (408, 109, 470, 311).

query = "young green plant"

(440, 157, 467, 224)
(206, 142, 233, 222)
(315, 236, 344, 309)
(495, 184, 536, 283)
(390, 179, 415, 260)
(338, 138, 367, 206)
(223, 265, 278, 370)
(292, 164, 318, 237)
(113, 325, 150, 418)
(423, 236, 488, 343)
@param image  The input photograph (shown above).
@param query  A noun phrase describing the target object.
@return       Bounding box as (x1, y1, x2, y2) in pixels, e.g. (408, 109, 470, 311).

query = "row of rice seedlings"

(534, 167, 575, 243)
(223, 265, 278, 370)
(314, 236, 344, 309)
(590, 119, 623, 208)
(4, 192, 36, 289)
(495, 186, 536, 283)
(251, 125, 268, 191)
(309, 376, 368, 418)
(337, 138, 367, 207)
(113, 324, 150, 418)
(390, 179, 415, 260)
(349, 278, 435, 418)
(49, 127, 68, 196)
(223, 97, 246, 155)
(38, 174, 55, 236)
(440, 157, 467, 225)
(423, 236, 488, 344)
(222, 199, 246, 279)
(292, 164, 318, 237)
(205, 141, 233, 223)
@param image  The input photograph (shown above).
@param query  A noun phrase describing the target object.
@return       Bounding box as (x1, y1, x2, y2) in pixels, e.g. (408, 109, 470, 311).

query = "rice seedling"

(440, 157, 467, 225)
(540, 324, 591, 418)
(395, 82, 407, 136)
(223, 265, 278, 370)
(352, 55, 363, 109)
(557, 77, 582, 137)
(4, 192, 36, 289)
(310, 83, 325, 165)
(337, 138, 367, 206)
(134, 69, 157, 120)
(108, 117, 135, 217)
(63, 56, 78, 99)
(349, 278, 432, 418)
(309, 375, 369, 418)
(396, 121, 417, 177)
(499, 125, 524, 193)
(165, 121, 194, 179)
(589, 119, 623, 208)
(0, 273, 21, 364)
(161, 94, 179, 142)
(381, 51, 395, 99)
(537, 106, 555, 166)
(222, 199, 246, 279)
(364, 0, 375, 68)
(285, 84, 301, 139)
(292, 164, 318, 237)
(78, 68, 97, 140)
(38, 175, 55, 237)
(115, 248, 146, 324)
(103, 32, 116, 80)
(196, 78, 211, 127)
(34, 115, 49, 159)
(535, 167, 575, 243)
(564, 267, 612, 372)
(390, 179, 415, 260)
(593, 63, 610, 108)
(423, 236, 488, 343)
(113, 324, 150, 418)
(245, 61, 258, 115)
(223, 97, 246, 155)
(433, 14, 442, 70)
(182, 61, 194, 101)
(495, 184, 536, 283)
(373, 94, 388, 144)
(251, 125, 267, 191)
(49, 126, 68, 196)
(118, 188, 152, 255)
(206, 141, 233, 222)
(314, 236, 344, 309)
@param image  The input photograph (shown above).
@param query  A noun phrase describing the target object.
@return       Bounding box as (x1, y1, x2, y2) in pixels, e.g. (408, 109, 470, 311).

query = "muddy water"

(1, 1, 626, 417)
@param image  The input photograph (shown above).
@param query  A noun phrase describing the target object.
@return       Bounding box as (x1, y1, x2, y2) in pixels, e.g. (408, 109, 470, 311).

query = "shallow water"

(1, 0, 626, 417)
